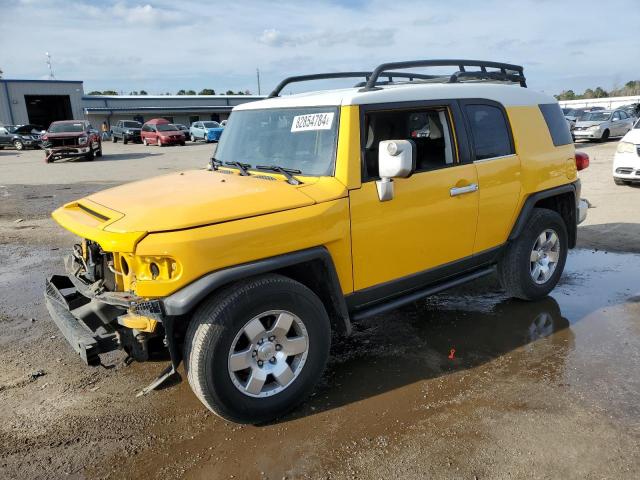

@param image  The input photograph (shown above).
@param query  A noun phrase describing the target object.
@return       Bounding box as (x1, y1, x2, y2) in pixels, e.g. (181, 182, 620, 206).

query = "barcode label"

(291, 113, 335, 132)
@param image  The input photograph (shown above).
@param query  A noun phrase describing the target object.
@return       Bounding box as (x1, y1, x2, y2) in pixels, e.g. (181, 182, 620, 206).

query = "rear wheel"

(498, 208, 568, 300)
(184, 274, 331, 424)
(13, 140, 24, 150)
(112, 135, 118, 143)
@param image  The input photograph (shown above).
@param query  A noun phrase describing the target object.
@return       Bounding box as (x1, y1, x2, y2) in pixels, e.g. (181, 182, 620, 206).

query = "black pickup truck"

(111, 120, 142, 144)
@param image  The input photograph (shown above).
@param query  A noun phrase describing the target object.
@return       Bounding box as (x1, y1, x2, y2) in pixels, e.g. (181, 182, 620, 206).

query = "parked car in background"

(42, 120, 102, 162)
(174, 124, 191, 139)
(0, 124, 44, 150)
(220, 120, 228, 127)
(141, 118, 185, 146)
(620, 103, 639, 121)
(189, 120, 224, 142)
(573, 109, 634, 142)
(111, 120, 142, 144)
(613, 118, 640, 185)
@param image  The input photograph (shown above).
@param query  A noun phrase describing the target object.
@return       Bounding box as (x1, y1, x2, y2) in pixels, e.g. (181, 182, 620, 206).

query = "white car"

(613, 119, 640, 185)
(573, 109, 634, 142)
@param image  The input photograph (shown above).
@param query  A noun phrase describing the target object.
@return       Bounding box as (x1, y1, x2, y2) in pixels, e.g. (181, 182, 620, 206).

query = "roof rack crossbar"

(448, 70, 524, 85)
(359, 59, 527, 91)
(268, 71, 436, 97)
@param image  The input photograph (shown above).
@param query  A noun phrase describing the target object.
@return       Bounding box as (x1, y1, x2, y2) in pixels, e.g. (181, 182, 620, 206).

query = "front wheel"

(498, 208, 568, 301)
(190, 134, 196, 142)
(143, 138, 148, 146)
(112, 135, 118, 143)
(13, 140, 24, 150)
(123, 136, 128, 145)
(614, 178, 627, 186)
(85, 147, 95, 161)
(599, 129, 610, 142)
(184, 274, 331, 424)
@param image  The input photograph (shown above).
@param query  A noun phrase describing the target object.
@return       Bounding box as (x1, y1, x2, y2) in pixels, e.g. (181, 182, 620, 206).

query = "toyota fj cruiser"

(45, 60, 589, 423)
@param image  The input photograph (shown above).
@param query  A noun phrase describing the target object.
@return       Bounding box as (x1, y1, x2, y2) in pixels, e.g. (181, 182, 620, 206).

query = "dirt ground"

(0, 140, 639, 479)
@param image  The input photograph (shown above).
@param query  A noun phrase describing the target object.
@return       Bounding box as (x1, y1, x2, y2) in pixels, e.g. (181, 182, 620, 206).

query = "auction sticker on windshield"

(291, 112, 335, 132)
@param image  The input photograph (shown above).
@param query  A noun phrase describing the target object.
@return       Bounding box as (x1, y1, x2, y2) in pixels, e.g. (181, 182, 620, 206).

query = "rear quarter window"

(464, 104, 514, 160)
(539, 103, 573, 146)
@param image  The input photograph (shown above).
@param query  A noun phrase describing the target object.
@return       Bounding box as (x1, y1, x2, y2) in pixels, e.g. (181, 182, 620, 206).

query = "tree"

(198, 88, 215, 95)
(87, 90, 102, 95)
(186, 89, 196, 95)
(583, 88, 595, 99)
(102, 90, 118, 95)
(129, 91, 139, 95)
(139, 90, 148, 95)
(225, 90, 234, 95)
(593, 87, 608, 98)
(556, 90, 576, 100)
(177, 89, 187, 95)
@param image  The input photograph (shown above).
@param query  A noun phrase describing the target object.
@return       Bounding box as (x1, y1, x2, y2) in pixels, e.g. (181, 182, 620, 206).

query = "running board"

(351, 267, 495, 321)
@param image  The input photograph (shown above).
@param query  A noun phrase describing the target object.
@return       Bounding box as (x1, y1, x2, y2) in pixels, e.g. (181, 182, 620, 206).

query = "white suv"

(613, 119, 640, 185)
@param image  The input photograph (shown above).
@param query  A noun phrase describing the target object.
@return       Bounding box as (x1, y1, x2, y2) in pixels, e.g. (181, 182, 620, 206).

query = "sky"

(1, 0, 639, 96)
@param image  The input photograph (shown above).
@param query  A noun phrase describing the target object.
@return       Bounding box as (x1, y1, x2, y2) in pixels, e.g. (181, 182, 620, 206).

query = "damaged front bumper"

(44, 255, 166, 366)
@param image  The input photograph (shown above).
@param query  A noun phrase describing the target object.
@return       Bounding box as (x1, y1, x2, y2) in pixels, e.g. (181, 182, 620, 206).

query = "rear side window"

(465, 104, 514, 160)
(539, 103, 573, 146)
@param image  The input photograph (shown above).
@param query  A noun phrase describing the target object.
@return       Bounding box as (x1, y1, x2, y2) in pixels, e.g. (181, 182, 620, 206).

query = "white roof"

(234, 82, 556, 111)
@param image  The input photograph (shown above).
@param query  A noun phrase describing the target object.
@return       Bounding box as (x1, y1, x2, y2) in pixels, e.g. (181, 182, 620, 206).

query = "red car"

(42, 120, 102, 163)
(141, 118, 185, 146)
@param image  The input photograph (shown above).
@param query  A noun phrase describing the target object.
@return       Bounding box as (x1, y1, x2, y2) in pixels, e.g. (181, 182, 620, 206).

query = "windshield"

(215, 107, 339, 176)
(202, 121, 220, 128)
(48, 122, 85, 133)
(156, 124, 177, 132)
(123, 121, 141, 128)
(583, 112, 611, 122)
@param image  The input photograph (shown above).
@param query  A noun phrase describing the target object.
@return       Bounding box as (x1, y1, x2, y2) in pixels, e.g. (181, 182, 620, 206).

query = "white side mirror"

(376, 140, 416, 202)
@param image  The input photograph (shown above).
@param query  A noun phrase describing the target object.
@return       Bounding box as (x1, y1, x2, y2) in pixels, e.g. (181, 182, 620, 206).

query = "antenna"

(45, 52, 55, 80)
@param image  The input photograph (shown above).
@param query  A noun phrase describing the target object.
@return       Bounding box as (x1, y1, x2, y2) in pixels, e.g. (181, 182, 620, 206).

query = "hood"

(206, 127, 224, 132)
(575, 120, 605, 128)
(86, 169, 328, 233)
(621, 128, 640, 144)
(45, 131, 85, 138)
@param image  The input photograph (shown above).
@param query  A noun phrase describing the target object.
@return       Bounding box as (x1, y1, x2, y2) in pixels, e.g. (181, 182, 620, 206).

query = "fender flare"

(162, 246, 351, 331)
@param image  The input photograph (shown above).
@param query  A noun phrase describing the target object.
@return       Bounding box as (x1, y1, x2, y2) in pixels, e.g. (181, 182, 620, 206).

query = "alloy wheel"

(530, 229, 560, 284)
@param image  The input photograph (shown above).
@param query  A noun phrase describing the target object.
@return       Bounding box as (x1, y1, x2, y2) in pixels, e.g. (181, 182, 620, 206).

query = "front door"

(349, 104, 479, 292)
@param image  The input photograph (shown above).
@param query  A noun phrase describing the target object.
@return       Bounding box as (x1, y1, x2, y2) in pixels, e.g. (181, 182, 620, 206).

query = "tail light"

(575, 151, 589, 171)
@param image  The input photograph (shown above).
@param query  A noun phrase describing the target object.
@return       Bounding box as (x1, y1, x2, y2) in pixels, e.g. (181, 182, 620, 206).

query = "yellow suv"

(45, 60, 589, 423)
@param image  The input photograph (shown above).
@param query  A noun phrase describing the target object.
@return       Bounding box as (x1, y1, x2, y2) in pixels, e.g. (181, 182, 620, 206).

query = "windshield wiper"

(209, 157, 223, 171)
(224, 161, 252, 176)
(256, 165, 303, 185)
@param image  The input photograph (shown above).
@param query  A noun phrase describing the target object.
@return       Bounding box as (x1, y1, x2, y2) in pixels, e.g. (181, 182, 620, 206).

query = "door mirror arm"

(375, 140, 416, 202)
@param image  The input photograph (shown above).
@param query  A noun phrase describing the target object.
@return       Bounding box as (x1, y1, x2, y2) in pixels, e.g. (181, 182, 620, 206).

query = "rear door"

(461, 100, 521, 254)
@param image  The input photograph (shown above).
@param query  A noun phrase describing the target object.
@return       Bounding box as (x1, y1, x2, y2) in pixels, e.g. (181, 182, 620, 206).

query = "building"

(0, 79, 264, 128)
(558, 95, 640, 111)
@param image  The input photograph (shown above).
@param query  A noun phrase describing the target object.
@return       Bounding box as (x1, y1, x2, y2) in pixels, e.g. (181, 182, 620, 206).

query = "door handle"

(450, 183, 478, 197)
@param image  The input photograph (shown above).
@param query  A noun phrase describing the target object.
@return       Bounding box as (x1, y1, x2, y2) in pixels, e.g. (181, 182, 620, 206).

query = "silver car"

(573, 109, 635, 142)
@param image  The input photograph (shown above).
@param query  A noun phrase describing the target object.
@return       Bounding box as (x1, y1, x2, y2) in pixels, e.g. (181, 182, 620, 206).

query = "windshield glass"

(583, 112, 611, 122)
(156, 124, 177, 132)
(48, 122, 85, 133)
(202, 121, 220, 128)
(123, 121, 141, 128)
(215, 107, 339, 176)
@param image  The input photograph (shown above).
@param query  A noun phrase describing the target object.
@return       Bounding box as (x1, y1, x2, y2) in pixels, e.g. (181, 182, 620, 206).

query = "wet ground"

(1, 141, 639, 479)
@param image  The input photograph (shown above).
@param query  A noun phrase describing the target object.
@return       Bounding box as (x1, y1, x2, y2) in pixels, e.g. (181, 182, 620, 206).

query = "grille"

(616, 168, 633, 175)
(50, 137, 80, 147)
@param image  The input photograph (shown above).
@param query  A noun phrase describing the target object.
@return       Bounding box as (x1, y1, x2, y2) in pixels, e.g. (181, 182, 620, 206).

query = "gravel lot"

(0, 139, 639, 479)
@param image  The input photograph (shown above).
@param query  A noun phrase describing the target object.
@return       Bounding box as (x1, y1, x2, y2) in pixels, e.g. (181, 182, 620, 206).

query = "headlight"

(78, 136, 88, 145)
(126, 130, 134, 134)
(587, 125, 601, 131)
(617, 142, 636, 154)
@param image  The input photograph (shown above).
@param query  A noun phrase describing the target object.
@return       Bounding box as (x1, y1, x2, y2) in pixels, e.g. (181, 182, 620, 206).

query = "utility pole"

(45, 52, 55, 80)
(256, 68, 261, 95)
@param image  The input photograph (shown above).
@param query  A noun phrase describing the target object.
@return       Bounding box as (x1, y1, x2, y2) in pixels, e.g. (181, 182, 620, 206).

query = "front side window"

(215, 107, 339, 176)
(362, 107, 456, 180)
(464, 104, 514, 160)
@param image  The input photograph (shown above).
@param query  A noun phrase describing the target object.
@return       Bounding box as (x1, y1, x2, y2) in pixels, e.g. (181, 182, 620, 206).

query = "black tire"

(599, 129, 610, 142)
(13, 140, 24, 150)
(112, 135, 118, 143)
(123, 136, 128, 145)
(95, 147, 102, 158)
(498, 208, 568, 301)
(184, 274, 331, 424)
(85, 147, 95, 161)
(190, 134, 196, 142)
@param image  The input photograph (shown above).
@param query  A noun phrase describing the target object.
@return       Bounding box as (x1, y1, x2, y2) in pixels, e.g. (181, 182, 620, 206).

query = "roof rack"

(360, 59, 527, 91)
(268, 71, 436, 98)
(267, 59, 527, 98)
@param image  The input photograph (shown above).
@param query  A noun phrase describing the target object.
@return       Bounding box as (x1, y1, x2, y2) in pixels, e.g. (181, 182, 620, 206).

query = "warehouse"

(0, 79, 264, 128)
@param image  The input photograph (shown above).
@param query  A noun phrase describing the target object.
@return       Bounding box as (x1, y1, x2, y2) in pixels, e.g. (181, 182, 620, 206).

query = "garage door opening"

(25, 95, 72, 129)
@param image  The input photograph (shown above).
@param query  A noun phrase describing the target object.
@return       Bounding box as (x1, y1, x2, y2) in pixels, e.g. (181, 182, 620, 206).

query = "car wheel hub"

(530, 229, 560, 284)
(228, 310, 309, 398)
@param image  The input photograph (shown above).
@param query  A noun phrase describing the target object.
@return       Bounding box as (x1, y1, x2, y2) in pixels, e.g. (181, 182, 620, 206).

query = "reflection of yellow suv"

(45, 60, 589, 423)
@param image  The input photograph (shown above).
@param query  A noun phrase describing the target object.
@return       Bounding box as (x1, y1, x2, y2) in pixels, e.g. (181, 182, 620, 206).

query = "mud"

(1, 142, 639, 479)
